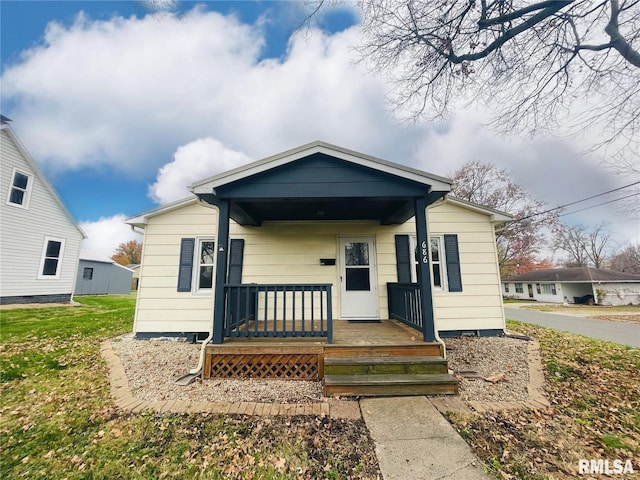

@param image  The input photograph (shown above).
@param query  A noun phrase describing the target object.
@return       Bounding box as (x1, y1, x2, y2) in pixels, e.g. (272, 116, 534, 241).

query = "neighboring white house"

(0, 116, 86, 305)
(75, 251, 134, 296)
(503, 267, 640, 305)
(126, 141, 511, 342)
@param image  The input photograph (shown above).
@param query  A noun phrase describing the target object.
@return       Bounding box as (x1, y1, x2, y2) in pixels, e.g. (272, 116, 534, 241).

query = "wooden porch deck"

(203, 319, 457, 396)
(221, 318, 426, 347)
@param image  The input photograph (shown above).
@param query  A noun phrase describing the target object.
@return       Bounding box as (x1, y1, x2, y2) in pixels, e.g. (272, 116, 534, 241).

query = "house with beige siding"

(127, 142, 511, 396)
(0, 116, 86, 305)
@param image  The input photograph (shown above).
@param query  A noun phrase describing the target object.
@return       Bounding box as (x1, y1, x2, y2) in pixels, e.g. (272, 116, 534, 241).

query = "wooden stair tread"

(324, 344, 443, 358)
(324, 355, 446, 366)
(324, 373, 458, 385)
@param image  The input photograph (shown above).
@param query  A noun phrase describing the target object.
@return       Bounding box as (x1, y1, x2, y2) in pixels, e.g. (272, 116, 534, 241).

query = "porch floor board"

(220, 318, 424, 347)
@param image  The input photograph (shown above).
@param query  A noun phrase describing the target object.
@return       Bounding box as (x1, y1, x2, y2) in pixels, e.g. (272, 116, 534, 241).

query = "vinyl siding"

(0, 129, 83, 301)
(133, 199, 506, 334)
(134, 201, 217, 333)
(75, 261, 133, 295)
(428, 201, 506, 332)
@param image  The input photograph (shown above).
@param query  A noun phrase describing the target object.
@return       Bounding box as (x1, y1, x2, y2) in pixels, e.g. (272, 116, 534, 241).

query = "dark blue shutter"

(395, 235, 412, 283)
(177, 238, 195, 292)
(228, 239, 244, 283)
(444, 234, 462, 292)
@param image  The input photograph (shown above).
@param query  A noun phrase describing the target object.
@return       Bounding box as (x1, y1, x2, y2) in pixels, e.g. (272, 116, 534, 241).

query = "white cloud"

(1, 7, 415, 176)
(148, 137, 253, 203)
(3, 6, 635, 250)
(79, 214, 142, 258)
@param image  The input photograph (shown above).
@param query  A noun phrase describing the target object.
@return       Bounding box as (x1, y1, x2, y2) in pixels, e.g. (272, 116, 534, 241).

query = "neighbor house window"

(83, 267, 93, 280)
(504, 283, 509, 293)
(196, 239, 215, 290)
(515, 283, 524, 293)
(541, 283, 557, 295)
(536, 283, 541, 294)
(6, 168, 32, 208)
(38, 237, 65, 279)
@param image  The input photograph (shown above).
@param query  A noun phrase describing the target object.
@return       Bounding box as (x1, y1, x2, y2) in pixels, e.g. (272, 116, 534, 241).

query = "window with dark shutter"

(177, 238, 195, 292)
(394, 235, 412, 283)
(443, 234, 462, 292)
(228, 239, 245, 283)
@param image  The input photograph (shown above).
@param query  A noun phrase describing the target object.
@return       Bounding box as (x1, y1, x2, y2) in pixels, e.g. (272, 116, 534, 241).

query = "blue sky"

(1, 0, 638, 257)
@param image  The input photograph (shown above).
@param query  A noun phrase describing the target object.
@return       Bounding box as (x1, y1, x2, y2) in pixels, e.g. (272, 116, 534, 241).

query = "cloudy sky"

(2, 0, 638, 258)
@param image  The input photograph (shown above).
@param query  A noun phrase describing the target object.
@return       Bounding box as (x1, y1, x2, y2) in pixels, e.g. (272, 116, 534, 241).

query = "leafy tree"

(112, 240, 142, 266)
(609, 243, 640, 273)
(553, 222, 611, 268)
(450, 160, 558, 277)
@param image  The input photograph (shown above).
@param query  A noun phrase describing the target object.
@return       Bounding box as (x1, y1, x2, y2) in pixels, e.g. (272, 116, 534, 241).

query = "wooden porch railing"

(223, 284, 333, 343)
(387, 283, 423, 332)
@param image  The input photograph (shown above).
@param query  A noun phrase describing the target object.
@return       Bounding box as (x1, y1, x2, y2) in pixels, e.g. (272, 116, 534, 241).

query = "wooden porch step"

(324, 355, 448, 375)
(324, 373, 459, 396)
(324, 343, 443, 358)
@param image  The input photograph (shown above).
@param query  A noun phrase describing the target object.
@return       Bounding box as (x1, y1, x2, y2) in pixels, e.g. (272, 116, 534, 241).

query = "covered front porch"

(221, 282, 425, 345)
(190, 142, 453, 347)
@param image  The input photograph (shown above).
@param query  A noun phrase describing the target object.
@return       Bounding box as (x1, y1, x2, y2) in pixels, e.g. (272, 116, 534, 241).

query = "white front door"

(339, 236, 378, 319)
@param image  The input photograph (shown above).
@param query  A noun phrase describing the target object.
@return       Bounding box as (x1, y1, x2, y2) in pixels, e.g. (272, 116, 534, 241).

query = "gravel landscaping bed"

(112, 334, 531, 404)
(111, 336, 324, 404)
(445, 336, 530, 402)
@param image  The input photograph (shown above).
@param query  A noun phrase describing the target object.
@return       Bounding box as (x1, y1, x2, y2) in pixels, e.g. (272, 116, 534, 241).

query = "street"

(504, 307, 640, 348)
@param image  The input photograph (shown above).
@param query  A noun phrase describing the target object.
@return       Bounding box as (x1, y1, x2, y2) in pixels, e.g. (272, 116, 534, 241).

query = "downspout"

(188, 197, 222, 375)
(189, 331, 213, 375)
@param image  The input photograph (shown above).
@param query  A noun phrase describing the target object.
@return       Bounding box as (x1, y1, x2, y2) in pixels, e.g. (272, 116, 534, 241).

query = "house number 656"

(421, 240, 428, 264)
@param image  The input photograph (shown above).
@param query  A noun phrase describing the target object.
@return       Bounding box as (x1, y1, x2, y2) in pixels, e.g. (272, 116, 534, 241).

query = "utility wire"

(511, 180, 640, 223)
(557, 191, 640, 218)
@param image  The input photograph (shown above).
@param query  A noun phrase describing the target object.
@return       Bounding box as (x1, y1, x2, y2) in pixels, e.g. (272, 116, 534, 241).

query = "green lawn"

(0, 296, 379, 479)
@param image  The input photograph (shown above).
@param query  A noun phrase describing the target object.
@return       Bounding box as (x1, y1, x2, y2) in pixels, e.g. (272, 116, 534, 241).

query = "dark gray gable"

(215, 153, 431, 199)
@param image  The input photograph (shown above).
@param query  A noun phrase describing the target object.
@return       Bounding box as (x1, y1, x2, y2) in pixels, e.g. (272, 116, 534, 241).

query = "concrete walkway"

(360, 397, 492, 480)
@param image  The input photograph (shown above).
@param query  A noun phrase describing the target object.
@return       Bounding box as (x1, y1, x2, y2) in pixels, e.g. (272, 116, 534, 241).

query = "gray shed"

(75, 251, 134, 295)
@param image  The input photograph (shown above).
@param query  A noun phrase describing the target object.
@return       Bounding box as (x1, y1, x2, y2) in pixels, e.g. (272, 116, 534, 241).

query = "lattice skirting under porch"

(204, 353, 321, 381)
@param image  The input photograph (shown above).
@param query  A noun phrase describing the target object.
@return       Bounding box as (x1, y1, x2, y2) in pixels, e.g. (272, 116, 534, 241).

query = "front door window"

(344, 242, 371, 291)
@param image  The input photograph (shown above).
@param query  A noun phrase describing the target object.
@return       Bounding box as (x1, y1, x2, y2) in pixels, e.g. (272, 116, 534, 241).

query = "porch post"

(414, 197, 436, 342)
(212, 200, 230, 344)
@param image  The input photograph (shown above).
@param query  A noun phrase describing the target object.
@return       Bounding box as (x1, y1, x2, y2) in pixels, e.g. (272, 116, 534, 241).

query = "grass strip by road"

(448, 320, 640, 479)
(1, 295, 380, 479)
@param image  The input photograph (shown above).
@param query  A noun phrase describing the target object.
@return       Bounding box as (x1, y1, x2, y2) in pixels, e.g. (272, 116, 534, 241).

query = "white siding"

(0, 129, 83, 300)
(134, 199, 507, 334)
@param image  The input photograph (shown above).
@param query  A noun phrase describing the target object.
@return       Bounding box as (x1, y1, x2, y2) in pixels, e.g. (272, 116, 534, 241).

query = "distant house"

(503, 267, 640, 305)
(75, 251, 134, 296)
(0, 116, 86, 305)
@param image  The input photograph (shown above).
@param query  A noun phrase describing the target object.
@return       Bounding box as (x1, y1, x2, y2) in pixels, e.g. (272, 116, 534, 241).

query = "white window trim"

(6, 167, 33, 209)
(410, 235, 448, 291)
(37, 236, 66, 280)
(192, 237, 215, 294)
